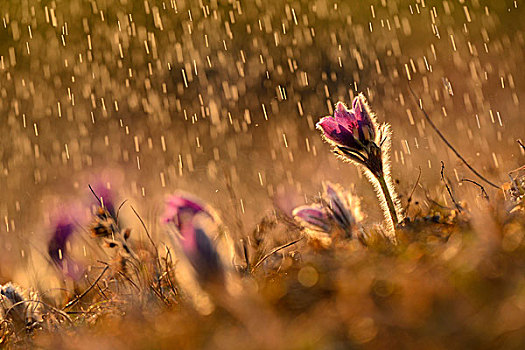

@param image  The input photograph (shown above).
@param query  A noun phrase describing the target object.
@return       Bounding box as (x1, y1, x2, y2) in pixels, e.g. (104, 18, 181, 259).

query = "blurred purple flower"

(48, 216, 82, 279)
(179, 216, 224, 284)
(292, 204, 332, 232)
(316, 94, 383, 177)
(163, 193, 223, 284)
(48, 217, 73, 262)
(162, 193, 211, 229)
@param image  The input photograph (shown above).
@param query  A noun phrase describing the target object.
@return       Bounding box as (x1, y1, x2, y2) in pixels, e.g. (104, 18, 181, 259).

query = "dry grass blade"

(62, 266, 109, 310)
(130, 205, 158, 254)
(404, 166, 422, 217)
(6, 300, 72, 324)
(252, 237, 304, 272)
(440, 161, 462, 212)
(461, 178, 489, 200)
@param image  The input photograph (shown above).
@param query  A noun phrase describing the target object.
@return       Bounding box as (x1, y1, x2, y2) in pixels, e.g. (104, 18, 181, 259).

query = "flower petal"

(179, 216, 224, 283)
(293, 205, 331, 232)
(162, 193, 211, 228)
(48, 220, 74, 267)
(352, 94, 376, 141)
(334, 102, 358, 132)
(323, 182, 355, 231)
(352, 95, 373, 126)
(316, 117, 360, 149)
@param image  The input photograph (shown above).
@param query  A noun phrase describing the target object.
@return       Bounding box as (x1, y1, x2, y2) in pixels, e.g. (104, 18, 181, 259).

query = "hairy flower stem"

(376, 174, 399, 228)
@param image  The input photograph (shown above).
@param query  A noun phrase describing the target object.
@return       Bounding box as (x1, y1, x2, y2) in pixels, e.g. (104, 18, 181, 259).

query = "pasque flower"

(162, 193, 225, 284)
(316, 94, 403, 240)
(317, 94, 383, 177)
(48, 214, 83, 279)
(162, 194, 211, 229)
(178, 214, 224, 284)
(48, 218, 74, 267)
(293, 182, 362, 241)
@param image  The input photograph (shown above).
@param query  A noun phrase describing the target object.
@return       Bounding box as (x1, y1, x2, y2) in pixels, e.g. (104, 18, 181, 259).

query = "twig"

(404, 166, 422, 217)
(441, 161, 462, 212)
(88, 184, 103, 206)
(408, 84, 499, 189)
(130, 205, 158, 253)
(95, 282, 109, 301)
(115, 199, 128, 223)
(509, 165, 525, 175)
(63, 265, 109, 310)
(461, 178, 489, 200)
(163, 246, 179, 297)
(117, 271, 140, 291)
(86, 263, 111, 300)
(5, 299, 72, 324)
(252, 237, 304, 272)
(518, 139, 525, 151)
(64, 310, 92, 315)
(149, 283, 170, 305)
(129, 204, 164, 296)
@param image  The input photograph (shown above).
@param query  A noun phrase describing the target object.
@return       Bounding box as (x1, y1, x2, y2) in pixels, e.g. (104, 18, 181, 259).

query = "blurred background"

(0, 0, 523, 288)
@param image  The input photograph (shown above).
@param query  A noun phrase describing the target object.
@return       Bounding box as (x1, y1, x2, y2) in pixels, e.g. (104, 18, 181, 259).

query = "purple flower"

(292, 204, 332, 232)
(179, 216, 224, 284)
(162, 193, 214, 231)
(48, 218, 74, 266)
(293, 183, 361, 239)
(323, 182, 358, 236)
(162, 193, 223, 284)
(48, 216, 83, 279)
(317, 94, 383, 176)
(317, 93, 402, 236)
